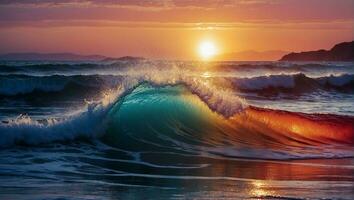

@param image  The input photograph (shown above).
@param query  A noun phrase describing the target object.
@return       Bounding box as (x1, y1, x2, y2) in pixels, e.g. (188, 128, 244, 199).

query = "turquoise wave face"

(103, 84, 219, 153)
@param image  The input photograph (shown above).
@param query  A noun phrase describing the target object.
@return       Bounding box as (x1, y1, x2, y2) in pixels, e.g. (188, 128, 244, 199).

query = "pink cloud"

(0, 0, 353, 23)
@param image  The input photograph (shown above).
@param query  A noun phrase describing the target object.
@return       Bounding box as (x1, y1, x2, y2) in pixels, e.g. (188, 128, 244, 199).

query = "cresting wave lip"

(0, 83, 352, 160)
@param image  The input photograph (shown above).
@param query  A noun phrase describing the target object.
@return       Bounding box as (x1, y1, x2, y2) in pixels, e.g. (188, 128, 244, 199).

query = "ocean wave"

(230, 73, 354, 92)
(1, 72, 353, 96)
(0, 83, 352, 160)
(0, 74, 125, 96)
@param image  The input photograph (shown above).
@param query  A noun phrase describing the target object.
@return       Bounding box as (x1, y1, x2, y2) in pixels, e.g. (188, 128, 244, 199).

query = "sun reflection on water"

(250, 180, 276, 199)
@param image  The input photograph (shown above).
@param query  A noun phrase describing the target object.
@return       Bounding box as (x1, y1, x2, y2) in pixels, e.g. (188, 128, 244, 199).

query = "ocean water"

(0, 60, 353, 200)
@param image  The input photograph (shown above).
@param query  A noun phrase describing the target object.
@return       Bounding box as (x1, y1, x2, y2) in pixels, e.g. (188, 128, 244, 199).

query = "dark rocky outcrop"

(280, 41, 354, 61)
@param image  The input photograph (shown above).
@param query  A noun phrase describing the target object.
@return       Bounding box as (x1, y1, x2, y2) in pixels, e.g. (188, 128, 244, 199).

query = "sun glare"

(198, 40, 217, 60)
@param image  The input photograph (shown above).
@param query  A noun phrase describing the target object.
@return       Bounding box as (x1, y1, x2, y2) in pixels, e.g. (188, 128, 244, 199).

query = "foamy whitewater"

(0, 60, 353, 199)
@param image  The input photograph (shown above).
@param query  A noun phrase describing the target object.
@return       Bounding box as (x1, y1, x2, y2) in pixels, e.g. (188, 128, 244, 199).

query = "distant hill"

(216, 50, 289, 61)
(103, 56, 146, 62)
(280, 41, 354, 61)
(0, 52, 107, 61)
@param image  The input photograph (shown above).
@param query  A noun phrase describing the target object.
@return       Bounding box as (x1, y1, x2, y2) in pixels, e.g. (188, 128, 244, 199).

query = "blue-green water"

(0, 61, 353, 199)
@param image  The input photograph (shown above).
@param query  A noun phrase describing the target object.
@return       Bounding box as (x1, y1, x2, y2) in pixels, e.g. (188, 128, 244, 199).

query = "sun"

(198, 40, 217, 60)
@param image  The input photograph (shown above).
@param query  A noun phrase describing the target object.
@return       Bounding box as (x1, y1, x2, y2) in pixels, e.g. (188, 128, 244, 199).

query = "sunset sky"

(0, 0, 353, 60)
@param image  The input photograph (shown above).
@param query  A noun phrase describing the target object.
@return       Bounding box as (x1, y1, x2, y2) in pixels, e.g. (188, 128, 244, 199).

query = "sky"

(0, 0, 353, 60)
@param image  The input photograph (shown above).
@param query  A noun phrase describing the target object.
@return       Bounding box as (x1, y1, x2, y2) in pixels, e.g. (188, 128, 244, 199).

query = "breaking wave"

(0, 82, 352, 160)
(0, 71, 246, 146)
(0, 61, 353, 160)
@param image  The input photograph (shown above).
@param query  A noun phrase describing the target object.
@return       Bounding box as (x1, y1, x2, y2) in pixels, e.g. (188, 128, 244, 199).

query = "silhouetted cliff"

(280, 41, 354, 61)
